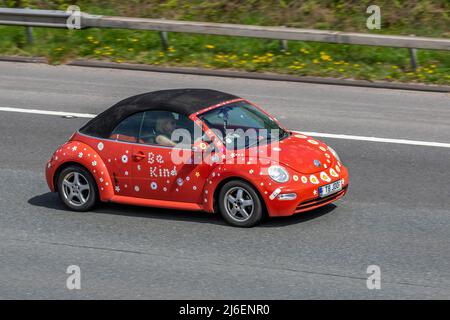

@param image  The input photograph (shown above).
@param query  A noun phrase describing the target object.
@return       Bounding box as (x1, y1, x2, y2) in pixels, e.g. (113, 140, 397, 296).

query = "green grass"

(1, 0, 449, 85)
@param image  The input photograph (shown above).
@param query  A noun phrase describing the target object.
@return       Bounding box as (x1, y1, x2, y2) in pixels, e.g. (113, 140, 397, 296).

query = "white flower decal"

(134, 186, 140, 192)
(115, 186, 120, 193)
(72, 146, 77, 151)
(91, 160, 97, 167)
(78, 152, 83, 158)
(330, 168, 338, 177)
(320, 171, 331, 182)
(211, 154, 220, 163)
(309, 175, 319, 184)
(177, 178, 183, 186)
(121, 155, 128, 163)
(151, 182, 158, 190)
(97, 142, 104, 151)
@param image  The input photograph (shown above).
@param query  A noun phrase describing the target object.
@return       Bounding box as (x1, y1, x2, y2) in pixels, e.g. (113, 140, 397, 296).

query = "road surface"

(0, 61, 449, 299)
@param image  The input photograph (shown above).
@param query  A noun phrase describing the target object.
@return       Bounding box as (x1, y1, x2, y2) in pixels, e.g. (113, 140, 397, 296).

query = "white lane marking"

(0, 107, 95, 118)
(298, 131, 450, 149)
(1, 107, 449, 149)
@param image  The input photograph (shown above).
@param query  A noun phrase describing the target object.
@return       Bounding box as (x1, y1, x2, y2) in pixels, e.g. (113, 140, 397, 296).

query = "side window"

(139, 111, 195, 147)
(110, 112, 143, 143)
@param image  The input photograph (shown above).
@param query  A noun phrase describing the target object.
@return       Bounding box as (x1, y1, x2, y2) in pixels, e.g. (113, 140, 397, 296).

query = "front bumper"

(263, 166, 349, 217)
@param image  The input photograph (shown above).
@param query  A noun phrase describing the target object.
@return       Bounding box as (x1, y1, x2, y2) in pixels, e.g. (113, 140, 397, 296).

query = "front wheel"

(57, 165, 98, 211)
(218, 180, 263, 227)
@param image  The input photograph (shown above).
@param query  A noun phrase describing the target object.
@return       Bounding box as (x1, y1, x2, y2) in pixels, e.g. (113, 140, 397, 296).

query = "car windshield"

(198, 101, 289, 149)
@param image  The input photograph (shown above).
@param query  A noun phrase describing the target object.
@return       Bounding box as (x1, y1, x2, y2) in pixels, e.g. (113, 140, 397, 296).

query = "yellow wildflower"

(321, 54, 332, 61)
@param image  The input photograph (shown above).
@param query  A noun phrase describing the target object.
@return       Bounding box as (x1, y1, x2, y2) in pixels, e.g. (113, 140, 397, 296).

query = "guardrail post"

(24, 7, 33, 45)
(25, 26, 33, 44)
(280, 39, 288, 52)
(279, 26, 288, 52)
(159, 31, 169, 51)
(409, 48, 418, 71)
(408, 35, 418, 71)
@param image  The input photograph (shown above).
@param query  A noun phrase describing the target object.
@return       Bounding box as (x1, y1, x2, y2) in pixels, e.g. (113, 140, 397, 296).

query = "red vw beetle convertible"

(46, 89, 348, 227)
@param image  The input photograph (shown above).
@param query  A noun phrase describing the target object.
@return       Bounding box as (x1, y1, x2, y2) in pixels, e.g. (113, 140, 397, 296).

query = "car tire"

(57, 165, 98, 212)
(218, 180, 263, 227)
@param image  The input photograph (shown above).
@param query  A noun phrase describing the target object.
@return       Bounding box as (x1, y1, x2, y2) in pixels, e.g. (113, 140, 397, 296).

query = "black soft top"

(79, 89, 239, 138)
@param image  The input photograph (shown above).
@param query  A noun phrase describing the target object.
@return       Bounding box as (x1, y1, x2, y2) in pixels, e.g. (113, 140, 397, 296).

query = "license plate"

(319, 180, 343, 198)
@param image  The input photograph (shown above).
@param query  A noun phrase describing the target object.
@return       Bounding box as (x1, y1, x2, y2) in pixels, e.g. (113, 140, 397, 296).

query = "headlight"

(268, 165, 289, 183)
(327, 146, 341, 162)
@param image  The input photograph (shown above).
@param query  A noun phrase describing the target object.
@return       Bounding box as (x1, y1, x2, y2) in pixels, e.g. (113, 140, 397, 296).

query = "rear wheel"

(57, 165, 98, 211)
(218, 180, 263, 227)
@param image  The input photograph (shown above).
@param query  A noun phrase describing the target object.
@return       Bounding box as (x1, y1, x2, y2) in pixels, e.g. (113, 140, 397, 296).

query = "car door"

(130, 110, 213, 203)
(104, 112, 144, 197)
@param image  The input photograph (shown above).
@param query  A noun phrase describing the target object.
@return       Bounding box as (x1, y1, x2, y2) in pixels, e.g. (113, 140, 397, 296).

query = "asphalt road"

(0, 61, 449, 299)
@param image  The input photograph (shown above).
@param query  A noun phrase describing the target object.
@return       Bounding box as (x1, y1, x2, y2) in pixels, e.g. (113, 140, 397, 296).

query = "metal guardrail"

(1, 7, 449, 51)
(0, 8, 72, 28)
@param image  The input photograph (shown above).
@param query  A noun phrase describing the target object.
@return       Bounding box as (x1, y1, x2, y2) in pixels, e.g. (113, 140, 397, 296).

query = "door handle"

(133, 151, 145, 161)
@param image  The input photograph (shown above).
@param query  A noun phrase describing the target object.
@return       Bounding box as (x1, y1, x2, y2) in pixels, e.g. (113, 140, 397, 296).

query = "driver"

(154, 113, 177, 147)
